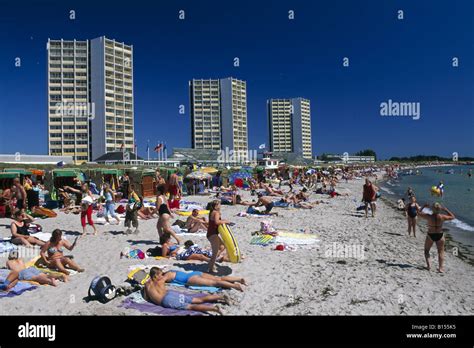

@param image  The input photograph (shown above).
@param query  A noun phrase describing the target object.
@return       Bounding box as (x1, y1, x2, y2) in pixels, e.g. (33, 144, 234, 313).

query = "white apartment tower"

(47, 39, 90, 164)
(90, 37, 134, 161)
(190, 77, 248, 157)
(268, 98, 312, 159)
(47, 36, 134, 164)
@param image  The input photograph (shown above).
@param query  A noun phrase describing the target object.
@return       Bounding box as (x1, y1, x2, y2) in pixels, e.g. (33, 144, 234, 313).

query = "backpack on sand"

(88, 276, 117, 303)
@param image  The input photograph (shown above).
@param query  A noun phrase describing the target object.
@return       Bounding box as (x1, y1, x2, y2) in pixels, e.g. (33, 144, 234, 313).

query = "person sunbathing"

(6, 251, 67, 285)
(185, 209, 208, 232)
(263, 184, 284, 196)
(138, 206, 157, 220)
(247, 193, 278, 216)
(10, 210, 45, 247)
(160, 233, 180, 257)
(176, 240, 229, 262)
(40, 229, 84, 275)
(143, 267, 230, 314)
(155, 267, 245, 291)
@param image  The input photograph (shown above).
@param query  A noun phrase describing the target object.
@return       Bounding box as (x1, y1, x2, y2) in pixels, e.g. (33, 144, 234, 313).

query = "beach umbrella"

(186, 171, 211, 180)
(201, 167, 219, 174)
(229, 171, 252, 184)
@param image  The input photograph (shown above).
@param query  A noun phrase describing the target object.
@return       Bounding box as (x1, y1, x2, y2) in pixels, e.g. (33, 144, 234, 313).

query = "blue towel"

(0, 270, 37, 298)
(273, 201, 289, 208)
(169, 281, 221, 293)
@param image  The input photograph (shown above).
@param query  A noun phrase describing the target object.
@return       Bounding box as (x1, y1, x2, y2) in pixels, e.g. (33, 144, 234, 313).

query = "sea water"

(381, 165, 474, 262)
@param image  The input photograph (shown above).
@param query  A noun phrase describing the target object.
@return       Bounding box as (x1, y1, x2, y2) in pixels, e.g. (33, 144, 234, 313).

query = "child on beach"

(125, 197, 142, 234)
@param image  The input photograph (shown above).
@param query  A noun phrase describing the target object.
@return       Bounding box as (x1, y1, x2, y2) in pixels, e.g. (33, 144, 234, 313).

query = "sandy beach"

(1, 177, 473, 316)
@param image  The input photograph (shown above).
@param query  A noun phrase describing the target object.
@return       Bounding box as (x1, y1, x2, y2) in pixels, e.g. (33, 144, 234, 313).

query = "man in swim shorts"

(6, 251, 67, 285)
(143, 267, 229, 314)
(247, 193, 278, 216)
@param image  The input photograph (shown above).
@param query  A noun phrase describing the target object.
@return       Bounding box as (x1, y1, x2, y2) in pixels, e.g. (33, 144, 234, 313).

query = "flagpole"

(147, 139, 150, 162)
(165, 141, 168, 162)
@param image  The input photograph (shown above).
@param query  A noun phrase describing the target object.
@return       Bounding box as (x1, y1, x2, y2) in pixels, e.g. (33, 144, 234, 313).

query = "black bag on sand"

(88, 276, 117, 303)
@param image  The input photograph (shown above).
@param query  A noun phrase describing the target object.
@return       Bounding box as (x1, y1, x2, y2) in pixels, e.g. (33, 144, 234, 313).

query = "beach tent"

(0, 172, 19, 190)
(86, 168, 122, 191)
(127, 169, 156, 198)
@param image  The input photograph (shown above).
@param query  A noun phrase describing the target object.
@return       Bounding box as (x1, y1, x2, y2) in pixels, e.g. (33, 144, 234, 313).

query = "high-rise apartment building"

(190, 77, 248, 158)
(189, 79, 222, 150)
(47, 36, 134, 164)
(47, 39, 90, 164)
(90, 37, 134, 161)
(267, 97, 312, 159)
(220, 78, 248, 159)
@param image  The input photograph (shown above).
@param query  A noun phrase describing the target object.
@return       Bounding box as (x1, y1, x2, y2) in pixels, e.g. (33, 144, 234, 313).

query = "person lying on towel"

(6, 251, 68, 286)
(246, 193, 279, 216)
(143, 267, 229, 314)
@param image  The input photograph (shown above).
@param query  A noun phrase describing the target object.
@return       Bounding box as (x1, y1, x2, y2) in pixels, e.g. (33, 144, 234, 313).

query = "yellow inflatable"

(218, 224, 241, 263)
(175, 210, 210, 216)
(431, 186, 441, 196)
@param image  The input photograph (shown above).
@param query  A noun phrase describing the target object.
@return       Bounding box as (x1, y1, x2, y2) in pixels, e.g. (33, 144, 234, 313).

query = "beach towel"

(273, 201, 290, 208)
(237, 212, 272, 218)
(250, 235, 274, 246)
(25, 256, 78, 276)
(120, 290, 208, 316)
(0, 269, 38, 298)
(170, 225, 206, 237)
(0, 241, 17, 254)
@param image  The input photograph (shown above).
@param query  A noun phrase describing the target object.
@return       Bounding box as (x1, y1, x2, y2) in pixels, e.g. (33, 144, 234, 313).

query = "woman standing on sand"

(207, 200, 231, 273)
(418, 203, 455, 273)
(67, 183, 98, 236)
(405, 196, 420, 237)
(103, 184, 120, 225)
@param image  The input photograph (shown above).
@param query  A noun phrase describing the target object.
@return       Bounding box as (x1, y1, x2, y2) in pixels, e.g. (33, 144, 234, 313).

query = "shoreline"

(378, 166, 474, 265)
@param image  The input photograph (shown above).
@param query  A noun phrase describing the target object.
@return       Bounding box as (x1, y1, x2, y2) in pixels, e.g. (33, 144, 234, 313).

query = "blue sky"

(0, 0, 472, 160)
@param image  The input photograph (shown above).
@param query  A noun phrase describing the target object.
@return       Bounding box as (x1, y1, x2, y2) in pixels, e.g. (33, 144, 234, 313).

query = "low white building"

(0, 154, 74, 165)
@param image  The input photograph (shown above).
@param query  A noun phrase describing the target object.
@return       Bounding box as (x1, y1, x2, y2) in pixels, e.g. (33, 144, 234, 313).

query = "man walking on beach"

(362, 179, 378, 218)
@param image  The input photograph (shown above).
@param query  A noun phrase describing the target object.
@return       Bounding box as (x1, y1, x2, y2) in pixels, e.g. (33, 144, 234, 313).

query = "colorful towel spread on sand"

(120, 290, 208, 316)
(0, 269, 38, 298)
(25, 256, 78, 276)
(250, 235, 274, 245)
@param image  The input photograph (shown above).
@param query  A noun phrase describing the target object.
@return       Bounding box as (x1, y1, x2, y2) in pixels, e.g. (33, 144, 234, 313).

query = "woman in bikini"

(418, 203, 455, 272)
(40, 229, 84, 275)
(207, 200, 231, 273)
(405, 196, 421, 237)
(155, 185, 181, 244)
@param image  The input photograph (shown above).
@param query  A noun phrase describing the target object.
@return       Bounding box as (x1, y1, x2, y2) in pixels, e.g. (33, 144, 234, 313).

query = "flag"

(120, 143, 124, 151)
(154, 143, 163, 152)
(163, 142, 167, 151)
(259, 143, 266, 149)
(146, 142, 149, 152)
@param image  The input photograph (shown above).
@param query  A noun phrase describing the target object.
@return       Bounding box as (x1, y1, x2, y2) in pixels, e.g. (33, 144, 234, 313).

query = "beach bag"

(116, 205, 125, 214)
(88, 276, 117, 304)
